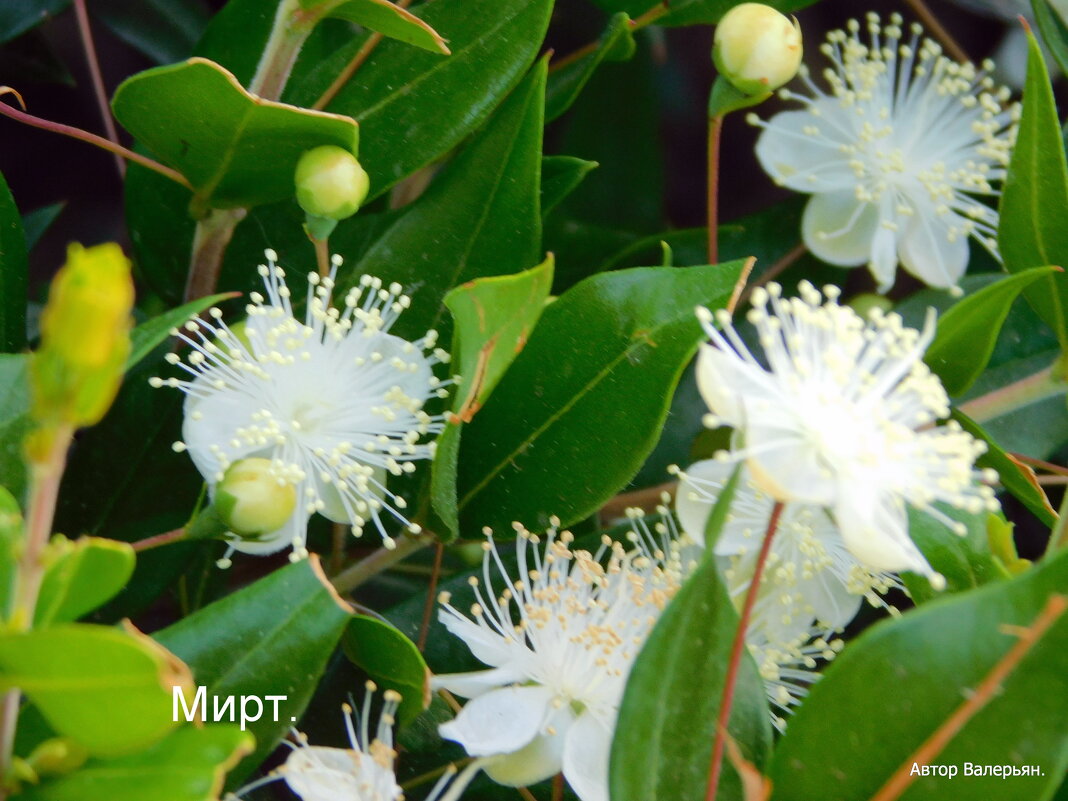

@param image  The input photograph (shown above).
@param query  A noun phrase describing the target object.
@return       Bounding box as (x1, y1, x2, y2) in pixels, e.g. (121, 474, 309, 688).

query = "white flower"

(673, 459, 900, 632)
(152, 249, 451, 562)
(694, 281, 1000, 581)
(432, 519, 683, 801)
(229, 684, 467, 801)
(749, 12, 1018, 291)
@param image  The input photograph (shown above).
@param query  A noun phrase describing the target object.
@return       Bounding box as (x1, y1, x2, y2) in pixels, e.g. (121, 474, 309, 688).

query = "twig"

(184, 207, 247, 302)
(417, 542, 445, 651)
(72, 0, 124, 179)
(958, 365, 1064, 423)
(707, 114, 724, 265)
(551, 773, 565, 801)
(599, 481, 677, 523)
(517, 788, 538, 801)
(903, 0, 970, 64)
(131, 527, 186, 552)
(706, 502, 784, 801)
(314, 236, 330, 278)
(0, 89, 191, 190)
(867, 594, 1067, 801)
(331, 531, 434, 594)
(1011, 453, 1068, 478)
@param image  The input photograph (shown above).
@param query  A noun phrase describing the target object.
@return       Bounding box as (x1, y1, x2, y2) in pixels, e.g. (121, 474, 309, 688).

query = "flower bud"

(713, 3, 803, 96)
(295, 145, 370, 221)
(214, 458, 297, 537)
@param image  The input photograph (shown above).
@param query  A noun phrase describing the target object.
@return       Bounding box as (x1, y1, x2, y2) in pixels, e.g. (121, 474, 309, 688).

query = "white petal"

(696, 344, 769, 426)
(181, 387, 265, 481)
(438, 685, 554, 758)
(792, 568, 862, 630)
(744, 420, 837, 506)
(437, 608, 514, 668)
(483, 706, 576, 788)
(897, 203, 969, 289)
(315, 465, 389, 524)
(676, 458, 735, 547)
(755, 105, 857, 193)
(283, 746, 370, 801)
(802, 191, 880, 268)
(868, 204, 901, 293)
(431, 666, 527, 699)
(561, 713, 613, 801)
(832, 483, 934, 576)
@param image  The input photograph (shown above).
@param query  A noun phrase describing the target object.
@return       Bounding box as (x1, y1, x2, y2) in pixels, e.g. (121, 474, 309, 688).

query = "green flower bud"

(214, 458, 297, 537)
(713, 3, 803, 96)
(295, 145, 370, 221)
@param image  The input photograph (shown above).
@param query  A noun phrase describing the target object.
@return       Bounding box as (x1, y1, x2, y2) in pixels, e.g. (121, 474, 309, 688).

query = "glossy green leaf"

(21, 202, 64, 252)
(0, 171, 27, 353)
(588, 0, 817, 27)
(610, 468, 772, 801)
(902, 507, 1010, 604)
(998, 30, 1068, 353)
(317, 0, 553, 199)
(346, 59, 547, 342)
(20, 725, 253, 801)
(0, 354, 30, 505)
(432, 256, 555, 536)
(768, 550, 1068, 801)
(951, 409, 1058, 528)
(154, 557, 352, 782)
(925, 267, 1057, 396)
(94, 0, 211, 65)
(35, 537, 136, 626)
(342, 615, 429, 726)
(111, 58, 359, 211)
(1033, 0, 1068, 77)
(0, 487, 21, 621)
(321, 0, 450, 54)
(545, 12, 635, 122)
(541, 155, 598, 215)
(126, 292, 235, 370)
(456, 261, 744, 534)
(0, 0, 67, 43)
(0, 624, 190, 756)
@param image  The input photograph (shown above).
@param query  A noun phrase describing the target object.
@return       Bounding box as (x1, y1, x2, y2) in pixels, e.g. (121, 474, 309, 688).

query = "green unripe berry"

(295, 145, 370, 220)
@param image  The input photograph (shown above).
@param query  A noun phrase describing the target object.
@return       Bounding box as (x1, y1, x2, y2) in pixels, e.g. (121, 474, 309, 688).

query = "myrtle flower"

(749, 13, 1018, 291)
(673, 459, 900, 632)
(432, 518, 684, 801)
(694, 282, 1000, 582)
(152, 249, 451, 562)
(228, 684, 469, 801)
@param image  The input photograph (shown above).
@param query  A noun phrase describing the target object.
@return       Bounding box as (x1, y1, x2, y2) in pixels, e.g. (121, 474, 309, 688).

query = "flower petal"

(437, 608, 515, 668)
(181, 388, 265, 482)
(755, 105, 857, 193)
(283, 746, 365, 799)
(802, 191, 880, 268)
(438, 685, 554, 758)
(675, 458, 734, 547)
(483, 706, 576, 788)
(431, 666, 528, 699)
(897, 201, 969, 289)
(561, 712, 613, 801)
(833, 482, 935, 576)
(696, 344, 770, 426)
(744, 419, 837, 506)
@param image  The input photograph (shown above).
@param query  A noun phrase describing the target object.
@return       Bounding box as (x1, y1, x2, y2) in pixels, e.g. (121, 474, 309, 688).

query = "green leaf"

(321, 0, 450, 54)
(342, 615, 429, 726)
(925, 267, 1058, 396)
(126, 293, 235, 370)
(432, 256, 555, 536)
(0, 0, 67, 43)
(313, 0, 553, 199)
(35, 537, 136, 626)
(588, 0, 817, 27)
(1032, 0, 1068, 77)
(0, 354, 30, 505)
(541, 155, 598, 216)
(545, 12, 635, 122)
(0, 624, 191, 756)
(998, 30, 1068, 353)
(0, 171, 28, 353)
(111, 58, 359, 211)
(346, 58, 547, 342)
(154, 558, 352, 783)
(19, 725, 253, 801)
(610, 468, 772, 801)
(903, 507, 1010, 604)
(0, 487, 21, 621)
(21, 202, 64, 252)
(94, 0, 211, 65)
(951, 409, 1058, 528)
(768, 550, 1068, 801)
(456, 262, 744, 534)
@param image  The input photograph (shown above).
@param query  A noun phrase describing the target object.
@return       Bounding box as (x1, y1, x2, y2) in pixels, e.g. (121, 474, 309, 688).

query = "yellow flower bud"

(214, 458, 297, 537)
(713, 3, 803, 96)
(30, 243, 134, 434)
(295, 145, 370, 221)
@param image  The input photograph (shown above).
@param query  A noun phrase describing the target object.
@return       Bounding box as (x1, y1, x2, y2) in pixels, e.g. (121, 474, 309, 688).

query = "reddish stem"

(131, 527, 186, 552)
(72, 0, 124, 179)
(706, 501, 784, 801)
(417, 542, 445, 651)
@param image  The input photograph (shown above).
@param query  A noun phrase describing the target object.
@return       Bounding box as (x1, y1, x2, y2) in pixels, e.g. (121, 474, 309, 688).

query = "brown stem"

(726, 256, 756, 316)
(72, 0, 124, 179)
(131, 527, 186, 553)
(313, 0, 414, 111)
(706, 114, 724, 266)
(599, 481, 677, 523)
(517, 788, 538, 801)
(248, 0, 321, 101)
(331, 531, 433, 594)
(417, 542, 445, 651)
(957, 365, 1063, 423)
(314, 236, 330, 278)
(1011, 453, 1068, 477)
(184, 207, 247, 302)
(867, 594, 1067, 801)
(0, 91, 191, 190)
(706, 502, 784, 801)
(903, 0, 970, 64)
(736, 242, 807, 309)
(551, 772, 565, 801)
